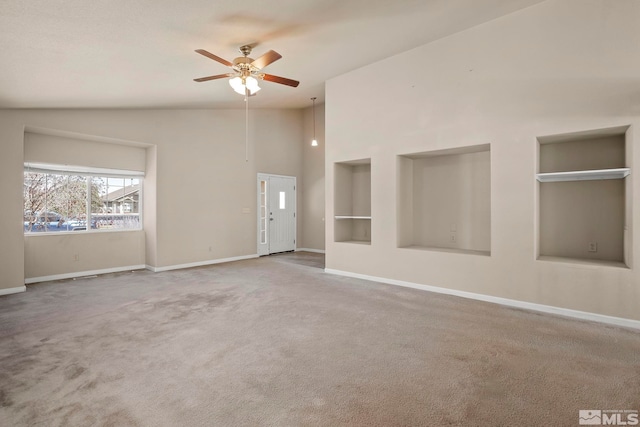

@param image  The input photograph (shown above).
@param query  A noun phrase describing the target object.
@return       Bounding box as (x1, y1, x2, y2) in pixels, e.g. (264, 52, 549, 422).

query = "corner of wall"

(144, 145, 158, 268)
(0, 114, 26, 290)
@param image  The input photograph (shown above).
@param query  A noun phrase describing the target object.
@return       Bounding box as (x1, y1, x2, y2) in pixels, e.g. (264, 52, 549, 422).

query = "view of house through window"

(24, 171, 142, 233)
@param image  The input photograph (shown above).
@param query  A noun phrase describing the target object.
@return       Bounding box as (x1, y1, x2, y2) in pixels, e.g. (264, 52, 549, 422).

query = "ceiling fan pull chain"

(245, 91, 249, 163)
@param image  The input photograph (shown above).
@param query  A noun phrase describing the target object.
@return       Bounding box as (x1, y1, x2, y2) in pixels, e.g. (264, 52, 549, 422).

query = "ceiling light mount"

(239, 45, 253, 57)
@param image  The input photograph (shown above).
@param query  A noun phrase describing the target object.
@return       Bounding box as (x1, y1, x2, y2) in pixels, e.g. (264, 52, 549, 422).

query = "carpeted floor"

(0, 252, 638, 426)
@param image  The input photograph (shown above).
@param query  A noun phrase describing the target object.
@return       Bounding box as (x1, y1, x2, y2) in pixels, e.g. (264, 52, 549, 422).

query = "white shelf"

(334, 216, 371, 220)
(536, 168, 630, 182)
(336, 240, 371, 245)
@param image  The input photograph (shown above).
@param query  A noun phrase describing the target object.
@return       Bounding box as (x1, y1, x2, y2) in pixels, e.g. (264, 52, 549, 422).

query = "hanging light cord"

(311, 97, 317, 146)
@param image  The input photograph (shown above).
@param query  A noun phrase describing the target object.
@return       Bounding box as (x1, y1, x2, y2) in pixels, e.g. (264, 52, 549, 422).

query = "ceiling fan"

(193, 45, 300, 96)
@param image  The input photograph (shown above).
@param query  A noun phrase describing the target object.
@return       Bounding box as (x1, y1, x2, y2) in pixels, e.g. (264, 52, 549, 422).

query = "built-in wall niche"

(537, 126, 631, 267)
(334, 159, 371, 244)
(397, 144, 491, 255)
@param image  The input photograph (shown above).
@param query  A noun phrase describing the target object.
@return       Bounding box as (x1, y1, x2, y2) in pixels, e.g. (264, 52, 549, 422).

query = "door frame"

(257, 173, 297, 256)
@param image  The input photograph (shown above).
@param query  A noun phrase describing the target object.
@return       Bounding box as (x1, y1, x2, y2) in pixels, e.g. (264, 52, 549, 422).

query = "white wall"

(0, 113, 27, 291)
(325, 0, 640, 321)
(0, 108, 305, 286)
(25, 231, 145, 279)
(24, 131, 147, 172)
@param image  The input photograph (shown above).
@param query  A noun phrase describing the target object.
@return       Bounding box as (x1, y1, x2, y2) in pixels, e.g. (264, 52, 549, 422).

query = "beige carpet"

(0, 252, 638, 426)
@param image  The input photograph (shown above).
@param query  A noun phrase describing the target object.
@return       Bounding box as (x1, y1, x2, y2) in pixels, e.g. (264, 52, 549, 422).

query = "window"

(24, 166, 142, 234)
(279, 191, 286, 209)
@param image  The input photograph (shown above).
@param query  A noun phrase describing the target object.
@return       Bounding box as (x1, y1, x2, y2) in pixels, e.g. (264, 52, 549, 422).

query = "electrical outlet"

(208, 246, 212, 252)
(588, 242, 597, 252)
(73, 254, 79, 261)
(450, 234, 457, 243)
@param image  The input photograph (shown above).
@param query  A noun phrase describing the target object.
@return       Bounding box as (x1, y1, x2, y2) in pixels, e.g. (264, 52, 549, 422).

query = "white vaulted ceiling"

(0, 0, 545, 109)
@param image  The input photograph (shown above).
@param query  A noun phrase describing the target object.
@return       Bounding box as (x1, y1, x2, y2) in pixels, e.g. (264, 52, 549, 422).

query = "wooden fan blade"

(195, 49, 233, 67)
(261, 73, 299, 87)
(251, 50, 282, 70)
(194, 73, 234, 82)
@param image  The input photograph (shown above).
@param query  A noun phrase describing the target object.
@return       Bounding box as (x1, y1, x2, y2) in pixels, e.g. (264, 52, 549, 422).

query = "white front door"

(257, 174, 296, 255)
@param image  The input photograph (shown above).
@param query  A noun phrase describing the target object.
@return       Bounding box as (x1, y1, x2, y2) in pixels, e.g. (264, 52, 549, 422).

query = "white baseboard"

(324, 268, 640, 330)
(296, 248, 326, 254)
(0, 286, 27, 296)
(25, 265, 146, 285)
(147, 254, 258, 273)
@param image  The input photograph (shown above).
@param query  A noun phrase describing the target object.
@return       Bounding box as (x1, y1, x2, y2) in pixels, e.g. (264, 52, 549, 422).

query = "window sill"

(24, 228, 143, 237)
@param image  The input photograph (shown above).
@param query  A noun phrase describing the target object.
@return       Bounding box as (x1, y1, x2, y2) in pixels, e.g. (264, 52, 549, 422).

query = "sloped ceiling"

(0, 0, 545, 109)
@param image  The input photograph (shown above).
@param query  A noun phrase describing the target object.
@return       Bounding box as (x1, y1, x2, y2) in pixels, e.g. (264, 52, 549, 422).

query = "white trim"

(296, 248, 326, 254)
(24, 227, 143, 237)
(147, 254, 258, 273)
(257, 172, 297, 179)
(324, 268, 640, 330)
(25, 265, 146, 284)
(0, 286, 27, 296)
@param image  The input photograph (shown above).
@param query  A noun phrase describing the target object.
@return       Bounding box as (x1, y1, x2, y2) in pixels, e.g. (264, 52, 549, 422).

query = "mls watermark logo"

(580, 410, 603, 425)
(579, 409, 639, 425)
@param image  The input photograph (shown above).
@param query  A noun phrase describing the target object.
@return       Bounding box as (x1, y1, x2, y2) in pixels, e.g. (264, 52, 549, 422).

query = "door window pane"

(259, 180, 267, 244)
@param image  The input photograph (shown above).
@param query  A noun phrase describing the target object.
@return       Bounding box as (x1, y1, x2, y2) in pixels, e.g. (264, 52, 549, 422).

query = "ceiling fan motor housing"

(233, 57, 254, 67)
(233, 58, 259, 80)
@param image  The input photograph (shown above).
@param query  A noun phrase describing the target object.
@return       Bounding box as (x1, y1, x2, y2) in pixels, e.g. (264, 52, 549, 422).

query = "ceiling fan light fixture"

(245, 76, 261, 94)
(229, 76, 245, 95)
(229, 75, 261, 95)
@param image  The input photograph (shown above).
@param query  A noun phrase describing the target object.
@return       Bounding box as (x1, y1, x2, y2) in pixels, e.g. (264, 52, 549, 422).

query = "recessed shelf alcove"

(334, 159, 371, 244)
(397, 144, 491, 255)
(537, 126, 631, 267)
